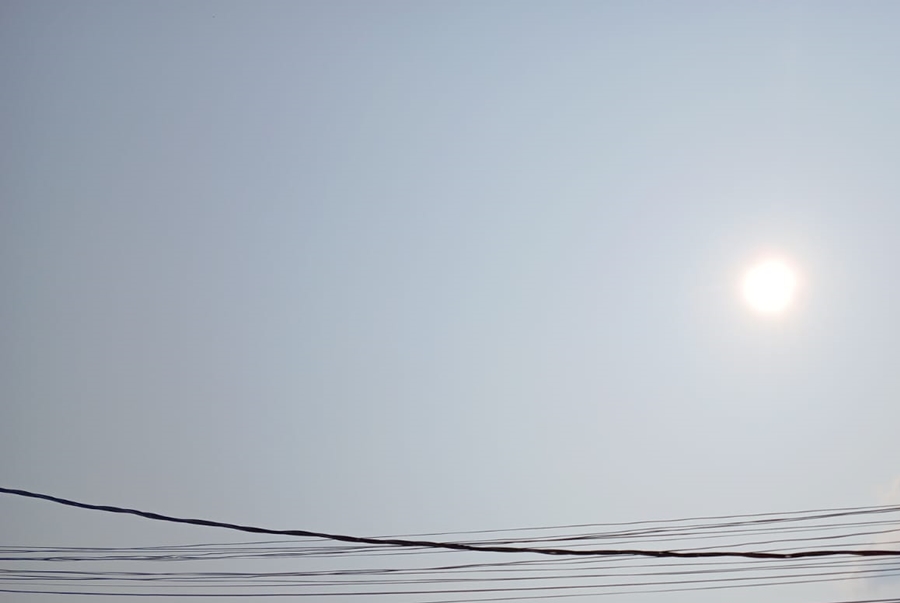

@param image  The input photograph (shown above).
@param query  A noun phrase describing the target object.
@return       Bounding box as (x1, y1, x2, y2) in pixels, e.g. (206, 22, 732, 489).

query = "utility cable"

(2, 487, 899, 561)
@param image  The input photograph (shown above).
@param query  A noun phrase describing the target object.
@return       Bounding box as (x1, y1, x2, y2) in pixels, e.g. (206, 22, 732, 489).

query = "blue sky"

(3, 2, 900, 602)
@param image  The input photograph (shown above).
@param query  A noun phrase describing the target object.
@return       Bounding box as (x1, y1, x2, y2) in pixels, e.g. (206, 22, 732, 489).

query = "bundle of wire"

(1, 491, 899, 602)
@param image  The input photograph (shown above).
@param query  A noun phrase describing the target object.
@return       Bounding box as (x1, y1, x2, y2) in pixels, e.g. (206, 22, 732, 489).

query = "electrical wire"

(3, 487, 900, 561)
(3, 486, 900, 601)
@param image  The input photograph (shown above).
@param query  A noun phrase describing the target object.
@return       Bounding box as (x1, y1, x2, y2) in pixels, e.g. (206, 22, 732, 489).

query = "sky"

(2, 1, 900, 602)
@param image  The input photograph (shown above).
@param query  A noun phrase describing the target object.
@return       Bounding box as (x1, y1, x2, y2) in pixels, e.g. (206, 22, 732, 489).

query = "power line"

(376, 502, 900, 539)
(3, 486, 900, 561)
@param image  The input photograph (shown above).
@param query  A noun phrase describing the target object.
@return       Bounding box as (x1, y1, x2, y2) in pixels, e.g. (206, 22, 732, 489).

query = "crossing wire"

(3, 486, 900, 561)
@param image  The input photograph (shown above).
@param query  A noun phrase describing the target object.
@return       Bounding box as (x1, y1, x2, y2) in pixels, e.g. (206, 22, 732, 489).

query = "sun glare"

(742, 259, 798, 315)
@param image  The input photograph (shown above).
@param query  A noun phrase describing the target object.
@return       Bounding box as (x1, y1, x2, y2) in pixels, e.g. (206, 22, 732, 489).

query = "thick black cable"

(3, 487, 900, 561)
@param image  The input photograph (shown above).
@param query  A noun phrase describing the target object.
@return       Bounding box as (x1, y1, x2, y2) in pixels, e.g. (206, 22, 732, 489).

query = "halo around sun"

(741, 259, 798, 315)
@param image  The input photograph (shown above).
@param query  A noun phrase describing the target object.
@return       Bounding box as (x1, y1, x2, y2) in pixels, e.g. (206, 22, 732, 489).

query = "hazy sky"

(3, 2, 900, 602)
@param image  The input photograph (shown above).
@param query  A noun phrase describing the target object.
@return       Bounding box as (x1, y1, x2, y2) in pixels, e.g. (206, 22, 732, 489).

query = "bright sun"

(742, 259, 798, 315)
